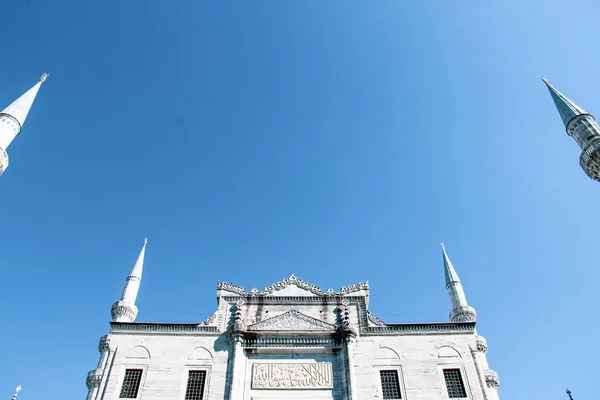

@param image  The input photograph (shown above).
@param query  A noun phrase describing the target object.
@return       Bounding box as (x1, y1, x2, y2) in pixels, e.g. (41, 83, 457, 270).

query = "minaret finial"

(39, 73, 49, 82)
(11, 385, 21, 400)
(566, 389, 574, 400)
(541, 76, 549, 84)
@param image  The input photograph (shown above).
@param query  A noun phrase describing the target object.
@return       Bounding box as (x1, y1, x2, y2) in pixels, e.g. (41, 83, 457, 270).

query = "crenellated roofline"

(217, 274, 369, 297)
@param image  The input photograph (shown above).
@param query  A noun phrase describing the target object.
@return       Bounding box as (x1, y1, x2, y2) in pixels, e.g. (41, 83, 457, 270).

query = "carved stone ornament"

(201, 312, 217, 326)
(98, 335, 111, 352)
(232, 303, 245, 332)
(111, 301, 138, 322)
(86, 369, 102, 389)
(217, 274, 369, 297)
(476, 335, 488, 353)
(252, 363, 334, 389)
(367, 310, 386, 326)
(450, 306, 477, 323)
(484, 369, 500, 389)
(247, 310, 337, 332)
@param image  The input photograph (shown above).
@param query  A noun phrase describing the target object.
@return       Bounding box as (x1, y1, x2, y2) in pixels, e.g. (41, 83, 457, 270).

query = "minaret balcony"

(484, 369, 500, 389)
(580, 139, 600, 182)
(111, 301, 138, 322)
(98, 334, 110, 352)
(475, 335, 488, 353)
(0, 148, 7, 175)
(449, 305, 477, 323)
(86, 369, 103, 389)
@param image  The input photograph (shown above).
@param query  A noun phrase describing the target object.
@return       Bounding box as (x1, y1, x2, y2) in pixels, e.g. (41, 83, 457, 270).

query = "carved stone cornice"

(484, 369, 500, 389)
(98, 335, 110, 352)
(86, 369, 102, 389)
(367, 310, 386, 326)
(217, 281, 247, 296)
(243, 334, 341, 348)
(339, 282, 369, 295)
(476, 335, 488, 353)
(110, 322, 219, 334)
(218, 274, 369, 297)
(364, 322, 476, 335)
(111, 301, 138, 323)
(450, 306, 477, 323)
(201, 312, 217, 326)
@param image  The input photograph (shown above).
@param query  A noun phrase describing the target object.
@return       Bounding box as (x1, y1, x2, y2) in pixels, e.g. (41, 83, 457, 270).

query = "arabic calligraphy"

(252, 363, 334, 389)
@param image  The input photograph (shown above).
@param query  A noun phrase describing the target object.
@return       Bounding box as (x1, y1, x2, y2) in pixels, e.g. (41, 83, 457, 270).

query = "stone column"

(86, 335, 111, 400)
(229, 302, 246, 400)
(345, 334, 357, 400)
(229, 333, 246, 400)
(473, 336, 500, 400)
(341, 301, 357, 400)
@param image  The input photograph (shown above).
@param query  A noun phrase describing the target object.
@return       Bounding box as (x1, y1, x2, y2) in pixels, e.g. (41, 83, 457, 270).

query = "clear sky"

(0, 0, 597, 398)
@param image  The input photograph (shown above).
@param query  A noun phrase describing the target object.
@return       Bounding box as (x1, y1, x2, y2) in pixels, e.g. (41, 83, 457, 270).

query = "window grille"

(119, 369, 143, 398)
(185, 370, 207, 400)
(443, 368, 467, 398)
(380, 370, 401, 399)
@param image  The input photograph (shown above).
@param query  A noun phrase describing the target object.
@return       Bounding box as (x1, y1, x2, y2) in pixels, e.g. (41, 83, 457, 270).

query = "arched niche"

(125, 345, 151, 359)
(375, 346, 402, 360)
(187, 346, 213, 360)
(438, 346, 461, 358)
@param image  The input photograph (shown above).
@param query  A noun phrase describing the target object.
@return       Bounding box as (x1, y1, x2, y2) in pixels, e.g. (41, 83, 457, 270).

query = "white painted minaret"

(441, 243, 500, 398)
(441, 243, 476, 323)
(111, 238, 147, 323)
(0, 74, 48, 175)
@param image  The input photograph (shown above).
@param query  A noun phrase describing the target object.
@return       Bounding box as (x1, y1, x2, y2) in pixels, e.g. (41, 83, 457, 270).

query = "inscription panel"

(252, 363, 334, 389)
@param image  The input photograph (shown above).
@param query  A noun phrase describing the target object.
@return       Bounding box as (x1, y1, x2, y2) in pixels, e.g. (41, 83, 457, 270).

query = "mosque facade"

(85, 241, 500, 400)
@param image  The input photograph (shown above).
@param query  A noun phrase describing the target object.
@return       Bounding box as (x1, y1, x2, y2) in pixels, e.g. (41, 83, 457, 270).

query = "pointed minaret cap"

(128, 238, 147, 279)
(441, 242, 461, 287)
(1, 73, 48, 129)
(11, 385, 21, 400)
(541, 76, 589, 129)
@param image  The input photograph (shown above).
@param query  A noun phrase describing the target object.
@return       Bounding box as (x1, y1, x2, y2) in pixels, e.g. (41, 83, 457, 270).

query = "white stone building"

(86, 240, 500, 400)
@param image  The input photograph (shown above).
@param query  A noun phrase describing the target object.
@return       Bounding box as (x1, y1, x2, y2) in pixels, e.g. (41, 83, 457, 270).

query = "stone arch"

(187, 346, 213, 360)
(438, 345, 461, 358)
(126, 345, 151, 359)
(375, 346, 402, 360)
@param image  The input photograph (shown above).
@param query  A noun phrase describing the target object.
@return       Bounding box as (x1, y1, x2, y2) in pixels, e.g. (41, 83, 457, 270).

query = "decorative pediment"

(217, 274, 369, 297)
(247, 310, 337, 332)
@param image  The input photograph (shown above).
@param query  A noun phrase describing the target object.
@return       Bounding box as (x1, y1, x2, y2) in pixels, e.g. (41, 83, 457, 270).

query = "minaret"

(0, 73, 48, 175)
(11, 385, 21, 400)
(441, 244, 500, 398)
(111, 238, 147, 323)
(441, 243, 476, 323)
(542, 76, 600, 182)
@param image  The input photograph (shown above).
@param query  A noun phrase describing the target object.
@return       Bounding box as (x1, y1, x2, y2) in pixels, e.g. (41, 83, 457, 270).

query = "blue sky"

(0, 0, 597, 398)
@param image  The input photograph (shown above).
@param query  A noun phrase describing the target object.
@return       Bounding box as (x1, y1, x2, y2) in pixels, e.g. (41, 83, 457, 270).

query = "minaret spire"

(542, 77, 600, 182)
(111, 239, 147, 323)
(441, 243, 476, 323)
(0, 74, 48, 175)
(11, 385, 21, 400)
(542, 77, 589, 129)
